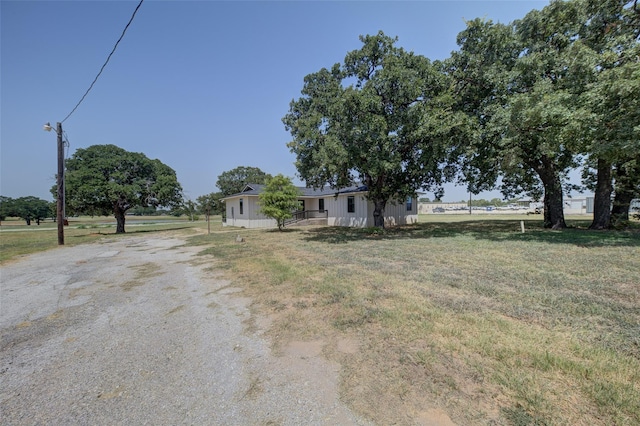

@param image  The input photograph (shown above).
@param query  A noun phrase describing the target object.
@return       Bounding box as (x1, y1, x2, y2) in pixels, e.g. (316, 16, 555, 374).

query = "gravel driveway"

(0, 234, 370, 425)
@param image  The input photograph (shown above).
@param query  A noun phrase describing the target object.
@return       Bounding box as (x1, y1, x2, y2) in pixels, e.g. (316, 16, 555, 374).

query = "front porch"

(284, 209, 328, 227)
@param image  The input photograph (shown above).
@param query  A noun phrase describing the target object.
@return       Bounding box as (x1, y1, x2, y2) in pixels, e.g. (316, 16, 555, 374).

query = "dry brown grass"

(190, 216, 640, 425)
(5, 214, 635, 424)
(0, 215, 202, 264)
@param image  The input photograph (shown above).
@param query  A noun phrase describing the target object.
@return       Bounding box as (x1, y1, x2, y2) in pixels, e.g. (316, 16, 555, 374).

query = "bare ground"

(0, 234, 372, 425)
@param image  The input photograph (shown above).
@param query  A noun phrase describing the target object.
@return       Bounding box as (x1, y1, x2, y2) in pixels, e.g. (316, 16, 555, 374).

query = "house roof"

(220, 183, 368, 201)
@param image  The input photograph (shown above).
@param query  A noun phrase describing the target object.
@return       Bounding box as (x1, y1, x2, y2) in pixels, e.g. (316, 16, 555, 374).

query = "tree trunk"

(372, 199, 386, 228)
(542, 189, 566, 230)
(611, 190, 634, 227)
(589, 158, 613, 230)
(610, 161, 637, 228)
(25, 217, 31, 226)
(537, 161, 566, 230)
(113, 197, 129, 234)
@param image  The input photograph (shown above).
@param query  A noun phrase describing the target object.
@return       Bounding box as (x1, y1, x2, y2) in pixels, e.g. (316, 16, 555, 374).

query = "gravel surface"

(0, 234, 371, 425)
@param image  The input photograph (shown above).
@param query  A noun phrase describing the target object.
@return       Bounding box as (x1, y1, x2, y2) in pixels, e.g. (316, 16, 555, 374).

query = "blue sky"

(1, 0, 550, 203)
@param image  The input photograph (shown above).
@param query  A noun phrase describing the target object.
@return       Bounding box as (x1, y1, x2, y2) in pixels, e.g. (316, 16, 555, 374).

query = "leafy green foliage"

(0, 196, 12, 221)
(128, 205, 158, 216)
(0, 196, 51, 225)
(179, 199, 199, 221)
(449, 0, 639, 230)
(63, 144, 183, 233)
(449, 1, 599, 229)
(216, 166, 271, 196)
(258, 174, 301, 230)
(577, 0, 640, 228)
(281, 4, 636, 231)
(198, 192, 224, 215)
(284, 31, 470, 227)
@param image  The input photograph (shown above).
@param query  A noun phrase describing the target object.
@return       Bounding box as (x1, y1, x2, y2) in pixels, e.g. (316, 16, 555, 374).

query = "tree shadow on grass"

(265, 228, 298, 233)
(301, 220, 640, 248)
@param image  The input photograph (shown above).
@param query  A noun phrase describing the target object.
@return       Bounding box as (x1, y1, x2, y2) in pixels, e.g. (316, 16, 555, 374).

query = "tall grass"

(189, 216, 640, 425)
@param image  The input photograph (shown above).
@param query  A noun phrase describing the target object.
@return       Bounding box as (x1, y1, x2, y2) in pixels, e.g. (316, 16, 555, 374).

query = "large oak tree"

(578, 0, 640, 229)
(0, 196, 51, 225)
(450, 0, 639, 230)
(63, 144, 183, 233)
(284, 31, 469, 227)
(216, 166, 271, 197)
(449, 1, 591, 229)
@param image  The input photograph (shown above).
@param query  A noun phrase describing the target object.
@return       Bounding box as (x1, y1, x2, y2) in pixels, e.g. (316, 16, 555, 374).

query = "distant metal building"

(586, 197, 640, 214)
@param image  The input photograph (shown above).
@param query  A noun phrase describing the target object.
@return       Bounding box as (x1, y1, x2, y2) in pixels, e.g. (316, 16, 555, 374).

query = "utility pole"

(56, 122, 64, 245)
(44, 121, 66, 245)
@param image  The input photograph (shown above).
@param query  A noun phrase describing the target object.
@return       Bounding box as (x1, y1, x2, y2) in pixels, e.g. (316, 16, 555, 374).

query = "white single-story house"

(221, 183, 418, 229)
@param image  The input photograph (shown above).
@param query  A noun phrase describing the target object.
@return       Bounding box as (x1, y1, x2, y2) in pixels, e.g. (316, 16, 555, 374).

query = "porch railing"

(285, 209, 328, 225)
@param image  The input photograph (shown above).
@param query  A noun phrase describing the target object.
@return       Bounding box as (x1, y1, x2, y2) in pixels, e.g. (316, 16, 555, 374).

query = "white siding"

(247, 197, 267, 220)
(225, 191, 417, 228)
(380, 198, 418, 226)
(224, 217, 277, 229)
(327, 193, 370, 227)
(563, 199, 584, 214)
(223, 195, 277, 228)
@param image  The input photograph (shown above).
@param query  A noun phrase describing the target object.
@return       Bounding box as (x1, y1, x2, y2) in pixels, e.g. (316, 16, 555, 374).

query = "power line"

(62, 131, 71, 157)
(61, 0, 144, 124)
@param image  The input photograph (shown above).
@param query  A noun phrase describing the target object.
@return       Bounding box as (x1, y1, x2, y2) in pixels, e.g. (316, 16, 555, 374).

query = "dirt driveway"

(0, 234, 370, 425)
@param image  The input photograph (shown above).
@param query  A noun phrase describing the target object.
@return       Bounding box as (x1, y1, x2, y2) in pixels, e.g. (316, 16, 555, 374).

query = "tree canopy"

(576, 0, 640, 228)
(216, 166, 272, 197)
(0, 196, 51, 225)
(258, 174, 301, 230)
(196, 193, 223, 217)
(448, 2, 584, 229)
(0, 196, 13, 222)
(284, 31, 469, 227)
(446, 0, 639, 229)
(63, 144, 183, 233)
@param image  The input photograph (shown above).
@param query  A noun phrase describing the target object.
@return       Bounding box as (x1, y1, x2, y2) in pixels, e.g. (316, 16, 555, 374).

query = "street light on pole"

(43, 122, 65, 245)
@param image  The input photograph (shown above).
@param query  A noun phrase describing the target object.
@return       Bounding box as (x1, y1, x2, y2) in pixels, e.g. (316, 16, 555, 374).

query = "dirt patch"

(337, 337, 359, 354)
(250, 290, 461, 425)
(416, 408, 456, 426)
(0, 235, 371, 425)
(284, 339, 324, 358)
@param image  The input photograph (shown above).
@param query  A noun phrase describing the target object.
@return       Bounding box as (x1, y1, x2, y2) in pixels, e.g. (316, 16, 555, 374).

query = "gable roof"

(220, 183, 368, 201)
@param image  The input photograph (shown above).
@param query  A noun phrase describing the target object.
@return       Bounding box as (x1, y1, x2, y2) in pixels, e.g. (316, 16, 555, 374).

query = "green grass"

(186, 215, 640, 425)
(0, 215, 211, 263)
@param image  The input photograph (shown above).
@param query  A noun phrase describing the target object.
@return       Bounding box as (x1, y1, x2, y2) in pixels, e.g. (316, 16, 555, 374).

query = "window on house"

(347, 196, 355, 213)
(406, 197, 413, 211)
(239, 198, 243, 215)
(318, 198, 325, 212)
